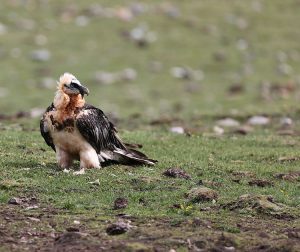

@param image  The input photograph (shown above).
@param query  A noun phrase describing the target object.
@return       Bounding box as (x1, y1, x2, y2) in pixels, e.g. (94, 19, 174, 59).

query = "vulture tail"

(99, 147, 157, 166)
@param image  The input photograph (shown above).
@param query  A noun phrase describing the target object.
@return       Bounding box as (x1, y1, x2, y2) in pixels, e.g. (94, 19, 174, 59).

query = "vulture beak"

(78, 85, 89, 97)
(70, 81, 89, 97)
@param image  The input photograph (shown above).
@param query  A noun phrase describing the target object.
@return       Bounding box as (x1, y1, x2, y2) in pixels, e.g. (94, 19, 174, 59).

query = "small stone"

(119, 68, 137, 81)
(40, 77, 56, 89)
(170, 126, 185, 134)
(170, 67, 191, 79)
(75, 15, 89, 27)
(280, 117, 293, 127)
(187, 187, 218, 202)
(25, 205, 39, 210)
(30, 49, 51, 62)
(73, 220, 80, 225)
(73, 169, 85, 175)
(247, 116, 270, 126)
(34, 34, 48, 46)
(28, 217, 40, 222)
(30, 108, 44, 118)
(216, 118, 240, 128)
(113, 197, 128, 210)
(88, 179, 100, 186)
(94, 71, 116, 85)
(106, 220, 131, 235)
(236, 39, 248, 51)
(224, 246, 236, 252)
(213, 125, 224, 135)
(0, 23, 7, 35)
(8, 197, 22, 205)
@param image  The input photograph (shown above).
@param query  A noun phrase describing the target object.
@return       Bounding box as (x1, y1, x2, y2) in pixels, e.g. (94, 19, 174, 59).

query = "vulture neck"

(53, 90, 85, 120)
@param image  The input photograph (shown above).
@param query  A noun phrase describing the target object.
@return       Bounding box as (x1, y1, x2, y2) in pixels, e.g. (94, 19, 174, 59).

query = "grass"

(0, 0, 300, 251)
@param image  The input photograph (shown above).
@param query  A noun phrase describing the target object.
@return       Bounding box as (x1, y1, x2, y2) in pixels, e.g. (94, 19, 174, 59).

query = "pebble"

(30, 49, 51, 62)
(8, 197, 22, 205)
(280, 117, 293, 127)
(247, 116, 270, 126)
(170, 126, 185, 134)
(213, 125, 224, 135)
(216, 118, 240, 128)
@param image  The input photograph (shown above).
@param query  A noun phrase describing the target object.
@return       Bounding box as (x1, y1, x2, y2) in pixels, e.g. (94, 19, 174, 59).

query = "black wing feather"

(76, 104, 126, 153)
(40, 103, 56, 152)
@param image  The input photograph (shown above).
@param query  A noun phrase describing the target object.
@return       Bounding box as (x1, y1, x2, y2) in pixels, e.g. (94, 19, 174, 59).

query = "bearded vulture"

(40, 73, 157, 170)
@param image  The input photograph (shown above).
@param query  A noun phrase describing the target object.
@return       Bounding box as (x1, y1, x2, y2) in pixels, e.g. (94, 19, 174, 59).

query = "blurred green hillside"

(0, 0, 300, 119)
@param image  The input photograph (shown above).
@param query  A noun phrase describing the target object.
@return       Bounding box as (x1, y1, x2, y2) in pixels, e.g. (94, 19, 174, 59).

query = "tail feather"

(113, 148, 157, 166)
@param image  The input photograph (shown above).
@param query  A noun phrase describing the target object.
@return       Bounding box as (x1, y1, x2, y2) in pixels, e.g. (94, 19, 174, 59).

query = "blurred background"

(0, 0, 300, 124)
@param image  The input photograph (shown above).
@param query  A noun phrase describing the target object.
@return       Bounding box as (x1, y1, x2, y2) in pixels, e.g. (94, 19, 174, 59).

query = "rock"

(280, 117, 293, 127)
(170, 67, 204, 81)
(119, 68, 137, 81)
(106, 220, 131, 235)
(30, 108, 44, 118)
(94, 71, 116, 85)
(163, 168, 191, 179)
(248, 179, 273, 187)
(170, 126, 185, 134)
(278, 156, 299, 162)
(88, 179, 100, 186)
(213, 125, 224, 135)
(75, 15, 89, 27)
(129, 24, 157, 47)
(247, 116, 270, 126)
(73, 168, 85, 175)
(8, 197, 22, 205)
(236, 39, 248, 51)
(187, 187, 218, 202)
(216, 118, 240, 128)
(0, 23, 7, 35)
(27, 217, 40, 222)
(40, 77, 56, 89)
(113, 197, 128, 210)
(34, 34, 48, 46)
(30, 49, 51, 62)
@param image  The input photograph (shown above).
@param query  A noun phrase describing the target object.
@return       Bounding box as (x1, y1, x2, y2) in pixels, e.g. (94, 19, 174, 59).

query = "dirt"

(163, 167, 191, 179)
(248, 179, 274, 187)
(106, 220, 132, 235)
(0, 202, 299, 251)
(274, 171, 300, 182)
(187, 187, 218, 202)
(222, 194, 297, 220)
(113, 197, 128, 210)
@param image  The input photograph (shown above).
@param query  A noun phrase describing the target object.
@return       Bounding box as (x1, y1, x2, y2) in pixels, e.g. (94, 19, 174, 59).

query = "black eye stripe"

(70, 82, 81, 89)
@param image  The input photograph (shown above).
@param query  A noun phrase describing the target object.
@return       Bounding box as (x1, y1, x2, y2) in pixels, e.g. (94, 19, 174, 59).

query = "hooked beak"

(70, 82, 89, 97)
(78, 85, 89, 97)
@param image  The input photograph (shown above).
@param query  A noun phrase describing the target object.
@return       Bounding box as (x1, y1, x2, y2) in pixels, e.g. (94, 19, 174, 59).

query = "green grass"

(1, 127, 299, 214)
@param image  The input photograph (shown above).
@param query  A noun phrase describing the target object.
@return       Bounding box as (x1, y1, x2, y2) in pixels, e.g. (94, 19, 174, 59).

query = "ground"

(0, 1, 300, 251)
